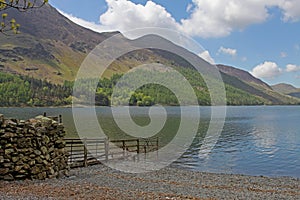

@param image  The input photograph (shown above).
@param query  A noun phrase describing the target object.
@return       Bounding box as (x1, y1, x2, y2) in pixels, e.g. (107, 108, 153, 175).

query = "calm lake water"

(0, 106, 299, 178)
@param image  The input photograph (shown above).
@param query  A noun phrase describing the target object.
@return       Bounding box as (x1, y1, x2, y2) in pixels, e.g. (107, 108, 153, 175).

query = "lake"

(0, 106, 299, 178)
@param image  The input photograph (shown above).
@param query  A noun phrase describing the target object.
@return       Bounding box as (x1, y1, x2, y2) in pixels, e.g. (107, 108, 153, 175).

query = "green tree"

(142, 95, 154, 106)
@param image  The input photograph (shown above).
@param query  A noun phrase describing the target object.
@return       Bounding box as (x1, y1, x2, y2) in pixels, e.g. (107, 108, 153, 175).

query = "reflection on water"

(172, 106, 300, 178)
(252, 127, 279, 155)
(0, 106, 299, 178)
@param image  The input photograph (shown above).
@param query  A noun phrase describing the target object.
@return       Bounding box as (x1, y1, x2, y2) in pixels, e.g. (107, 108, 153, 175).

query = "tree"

(0, 0, 48, 34)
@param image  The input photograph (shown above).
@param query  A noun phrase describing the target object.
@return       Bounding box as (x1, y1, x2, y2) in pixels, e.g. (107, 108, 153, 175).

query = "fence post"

(59, 115, 62, 123)
(156, 137, 159, 159)
(83, 138, 88, 167)
(144, 143, 147, 160)
(95, 141, 98, 157)
(122, 140, 126, 157)
(70, 139, 73, 164)
(137, 139, 140, 162)
(105, 138, 109, 161)
(137, 139, 140, 154)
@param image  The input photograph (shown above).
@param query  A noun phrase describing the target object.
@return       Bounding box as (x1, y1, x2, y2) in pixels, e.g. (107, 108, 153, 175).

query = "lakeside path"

(0, 164, 299, 199)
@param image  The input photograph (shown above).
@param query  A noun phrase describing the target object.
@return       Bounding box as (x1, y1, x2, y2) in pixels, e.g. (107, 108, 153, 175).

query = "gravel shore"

(0, 164, 299, 199)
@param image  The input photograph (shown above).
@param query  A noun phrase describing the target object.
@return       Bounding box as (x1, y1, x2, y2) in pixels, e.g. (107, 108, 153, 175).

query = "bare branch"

(0, 0, 48, 12)
(0, 0, 47, 34)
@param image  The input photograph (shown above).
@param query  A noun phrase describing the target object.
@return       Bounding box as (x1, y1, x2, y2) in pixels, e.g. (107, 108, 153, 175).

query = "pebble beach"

(0, 164, 299, 200)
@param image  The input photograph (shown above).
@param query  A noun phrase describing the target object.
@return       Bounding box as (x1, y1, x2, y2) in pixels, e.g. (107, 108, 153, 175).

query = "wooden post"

(137, 139, 140, 154)
(156, 137, 159, 159)
(137, 139, 140, 162)
(59, 115, 62, 123)
(83, 138, 88, 167)
(70, 140, 73, 164)
(105, 138, 109, 161)
(43, 112, 46, 117)
(122, 140, 126, 157)
(144, 144, 147, 160)
(95, 141, 98, 157)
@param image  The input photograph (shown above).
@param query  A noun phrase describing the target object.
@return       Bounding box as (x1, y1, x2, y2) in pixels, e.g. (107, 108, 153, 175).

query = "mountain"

(272, 83, 299, 94)
(272, 83, 300, 98)
(0, 2, 117, 83)
(0, 2, 299, 105)
(216, 65, 299, 104)
(217, 64, 271, 89)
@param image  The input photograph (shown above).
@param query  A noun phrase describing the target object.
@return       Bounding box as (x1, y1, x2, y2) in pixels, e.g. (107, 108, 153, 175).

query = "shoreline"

(1, 164, 299, 199)
(0, 104, 300, 109)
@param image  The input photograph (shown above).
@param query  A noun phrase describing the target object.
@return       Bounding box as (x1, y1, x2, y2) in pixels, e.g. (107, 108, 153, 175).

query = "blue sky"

(49, 0, 300, 87)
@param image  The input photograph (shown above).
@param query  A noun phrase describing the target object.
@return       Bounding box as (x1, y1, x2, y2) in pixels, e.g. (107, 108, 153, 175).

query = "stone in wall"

(0, 114, 69, 181)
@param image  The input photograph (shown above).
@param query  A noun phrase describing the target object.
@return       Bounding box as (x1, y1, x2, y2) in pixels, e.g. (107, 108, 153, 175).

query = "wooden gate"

(64, 138, 159, 168)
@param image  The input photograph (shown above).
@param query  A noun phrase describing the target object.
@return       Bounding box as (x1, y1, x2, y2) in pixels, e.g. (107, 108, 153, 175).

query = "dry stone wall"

(0, 114, 69, 181)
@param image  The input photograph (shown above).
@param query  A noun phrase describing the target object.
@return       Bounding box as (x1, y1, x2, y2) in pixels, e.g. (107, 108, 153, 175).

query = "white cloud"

(218, 46, 237, 56)
(180, 0, 276, 37)
(180, 0, 300, 37)
(185, 0, 300, 37)
(198, 50, 215, 64)
(251, 61, 283, 79)
(57, 9, 114, 33)
(186, 3, 193, 13)
(57, 0, 300, 39)
(280, 0, 300, 22)
(99, 0, 179, 33)
(286, 64, 300, 72)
